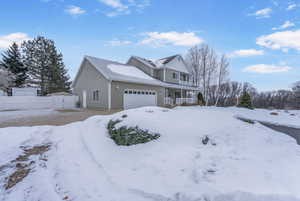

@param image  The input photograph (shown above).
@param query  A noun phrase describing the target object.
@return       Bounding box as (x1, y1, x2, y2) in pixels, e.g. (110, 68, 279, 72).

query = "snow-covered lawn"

(231, 107, 300, 128)
(0, 109, 59, 124)
(184, 107, 300, 128)
(1, 106, 300, 201)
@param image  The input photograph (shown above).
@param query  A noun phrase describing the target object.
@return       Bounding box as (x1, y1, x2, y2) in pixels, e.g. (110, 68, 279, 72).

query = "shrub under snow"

(107, 118, 160, 146)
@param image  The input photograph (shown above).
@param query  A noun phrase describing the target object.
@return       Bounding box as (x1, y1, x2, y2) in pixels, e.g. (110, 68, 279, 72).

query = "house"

(12, 87, 38, 96)
(72, 55, 200, 110)
(0, 89, 6, 96)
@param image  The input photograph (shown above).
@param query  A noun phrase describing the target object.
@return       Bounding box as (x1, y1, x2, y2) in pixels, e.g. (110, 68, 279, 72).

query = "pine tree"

(0, 42, 27, 87)
(197, 92, 206, 106)
(48, 52, 71, 93)
(22, 36, 71, 95)
(292, 81, 300, 109)
(238, 92, 253, 109)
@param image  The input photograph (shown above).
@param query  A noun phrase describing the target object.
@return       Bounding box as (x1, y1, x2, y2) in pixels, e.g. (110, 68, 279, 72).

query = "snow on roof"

(133, 55, 190, 74)
(131, 56, 157, 68)
(84, 56, 199, 90)
(85, 56, 164, 87)
(107, 64, 155, 81)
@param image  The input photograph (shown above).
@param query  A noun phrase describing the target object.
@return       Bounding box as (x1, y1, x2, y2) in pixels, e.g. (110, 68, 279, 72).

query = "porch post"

(181, 88, 183, 104)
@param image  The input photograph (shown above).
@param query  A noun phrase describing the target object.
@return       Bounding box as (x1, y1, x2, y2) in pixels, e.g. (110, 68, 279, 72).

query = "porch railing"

(164, 97, 174, 105)
(179, 80, 196, 87)
(175, 98, 197, 105)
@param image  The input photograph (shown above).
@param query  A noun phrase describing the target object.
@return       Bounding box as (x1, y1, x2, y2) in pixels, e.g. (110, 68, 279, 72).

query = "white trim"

(163, 68, 166, 82)
(82, 90, 87, 108)
(108, 81, 111, 110)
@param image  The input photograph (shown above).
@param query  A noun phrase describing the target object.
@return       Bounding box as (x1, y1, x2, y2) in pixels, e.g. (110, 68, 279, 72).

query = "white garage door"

(124, 89, 157, 109)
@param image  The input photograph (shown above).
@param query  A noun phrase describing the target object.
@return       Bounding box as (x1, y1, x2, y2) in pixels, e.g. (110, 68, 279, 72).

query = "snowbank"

(1, 106, 300, 201)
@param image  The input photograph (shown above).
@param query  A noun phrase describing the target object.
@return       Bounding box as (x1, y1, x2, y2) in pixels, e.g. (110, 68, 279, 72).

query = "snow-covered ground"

(1, 106, 300, 201)
(229, 107, 300, 128)
(0, 109, 59, 124)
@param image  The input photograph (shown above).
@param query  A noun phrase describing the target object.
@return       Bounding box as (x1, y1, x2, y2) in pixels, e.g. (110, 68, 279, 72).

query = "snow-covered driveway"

(1, 106, 300, 201)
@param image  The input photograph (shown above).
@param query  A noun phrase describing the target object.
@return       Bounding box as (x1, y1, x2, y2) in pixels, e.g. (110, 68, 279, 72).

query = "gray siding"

(165, 68, 180, 84)
(111, 81, 165, 110)
(73, 59, 109, 109)
(154, 69, 164, 81)
(127, 58, 154, 77)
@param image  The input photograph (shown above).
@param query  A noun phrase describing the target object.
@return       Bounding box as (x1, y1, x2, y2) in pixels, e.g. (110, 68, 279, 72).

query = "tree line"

(0, 36, 71, 95)
(186, 44, 300, 109)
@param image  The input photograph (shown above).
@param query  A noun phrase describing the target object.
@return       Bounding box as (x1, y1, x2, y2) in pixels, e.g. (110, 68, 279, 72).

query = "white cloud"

(140, 31, 203, 47)
(98, 0, 150, 17)
(0, 32, 31, 49)
(250, 8, 272, 18)
(256, 29, 300, 52)
(243, 64, 292, 74)
(272, 20, 295, 30)
(99, 0, 127, 10)
(65, 5, 86, 16)
(229, 49, 264, 58)
(106, 39, 132, 46)
(287, 3, 297, 10)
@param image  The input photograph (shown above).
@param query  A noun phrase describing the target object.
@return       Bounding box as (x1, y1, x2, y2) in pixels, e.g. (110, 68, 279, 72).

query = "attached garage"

(123, 89, 157, 109)
(73, 56, 166, 110)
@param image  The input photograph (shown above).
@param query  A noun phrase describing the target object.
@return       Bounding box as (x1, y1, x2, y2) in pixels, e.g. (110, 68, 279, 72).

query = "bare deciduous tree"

(186, 44, 229, 105)
(215, 54, 229, 106)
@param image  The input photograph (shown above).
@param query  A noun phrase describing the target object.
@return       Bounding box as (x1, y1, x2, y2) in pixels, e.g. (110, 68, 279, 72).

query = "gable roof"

(84, 56, 166, 87)
(130, 55, 190, 74)
(156, 55, 179, 65)
(130, 56, 157, 68)
(73, 55, 199, 90)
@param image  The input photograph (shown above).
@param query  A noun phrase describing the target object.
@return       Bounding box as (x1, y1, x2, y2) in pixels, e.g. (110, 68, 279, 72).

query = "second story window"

(172, 72, 178, 80)
(180, 74, 189, 81)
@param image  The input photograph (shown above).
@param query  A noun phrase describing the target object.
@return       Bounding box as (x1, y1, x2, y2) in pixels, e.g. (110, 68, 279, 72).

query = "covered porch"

(164, 88, 198, 105)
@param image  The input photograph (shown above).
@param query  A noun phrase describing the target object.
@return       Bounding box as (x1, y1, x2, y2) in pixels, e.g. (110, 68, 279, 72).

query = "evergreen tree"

(238, 92, 253, 109)
(48, 52, 71, 93)
(197, 92, 206, 106)
(0, 42, 27, 87)
(292, 81, 300, 109)
(22, 36, 71, 95)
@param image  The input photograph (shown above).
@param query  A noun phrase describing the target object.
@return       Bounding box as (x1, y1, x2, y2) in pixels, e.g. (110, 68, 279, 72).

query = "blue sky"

(0, 0, 299, 91)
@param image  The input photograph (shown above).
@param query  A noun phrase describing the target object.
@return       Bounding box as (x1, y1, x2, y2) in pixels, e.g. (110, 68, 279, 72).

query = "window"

(93, 90, 100, 101)
(172, 72, 178, 80)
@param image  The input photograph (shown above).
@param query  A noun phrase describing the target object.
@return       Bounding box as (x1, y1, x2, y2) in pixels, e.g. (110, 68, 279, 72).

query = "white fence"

(0, 96, 79, 111)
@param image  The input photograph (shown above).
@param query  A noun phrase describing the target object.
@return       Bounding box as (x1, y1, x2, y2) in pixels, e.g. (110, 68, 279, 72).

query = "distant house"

(12, 87, 38, 96)
(0, 89, 6, 96)
(72, 55, 200, 110)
